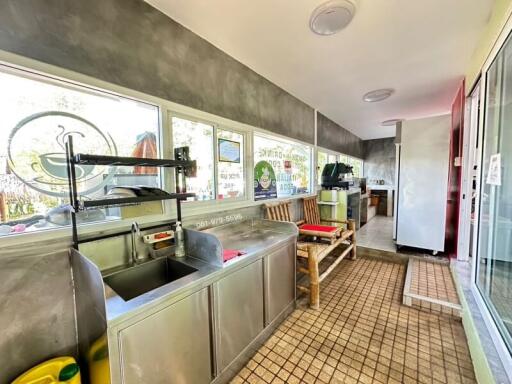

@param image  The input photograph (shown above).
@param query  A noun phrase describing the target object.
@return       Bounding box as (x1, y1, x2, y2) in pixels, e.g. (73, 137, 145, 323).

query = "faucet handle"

(132, 221, 141, 236)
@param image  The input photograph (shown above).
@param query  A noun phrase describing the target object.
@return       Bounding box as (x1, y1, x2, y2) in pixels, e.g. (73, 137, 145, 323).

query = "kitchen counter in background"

(367, 185, 395, 217)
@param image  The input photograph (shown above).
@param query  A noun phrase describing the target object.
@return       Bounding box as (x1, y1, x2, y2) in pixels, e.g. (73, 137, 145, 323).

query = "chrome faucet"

(131, 222, 141, 264)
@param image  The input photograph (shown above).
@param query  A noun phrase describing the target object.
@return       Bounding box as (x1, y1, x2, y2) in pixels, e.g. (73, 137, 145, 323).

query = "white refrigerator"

(395, 114, 450, 253)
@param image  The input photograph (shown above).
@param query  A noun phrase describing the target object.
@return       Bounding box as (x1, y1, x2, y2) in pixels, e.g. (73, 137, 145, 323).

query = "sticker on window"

(254, 161, 277, 200)
(486, 153, 501, 186)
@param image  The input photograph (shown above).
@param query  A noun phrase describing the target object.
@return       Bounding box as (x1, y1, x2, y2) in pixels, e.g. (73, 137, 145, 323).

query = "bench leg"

(307, 248, 320, 309)
(348, 219, 357, 260)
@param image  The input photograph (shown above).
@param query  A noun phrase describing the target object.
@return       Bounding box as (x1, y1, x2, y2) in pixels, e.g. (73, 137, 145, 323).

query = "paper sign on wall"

(486, 153, 501, 186)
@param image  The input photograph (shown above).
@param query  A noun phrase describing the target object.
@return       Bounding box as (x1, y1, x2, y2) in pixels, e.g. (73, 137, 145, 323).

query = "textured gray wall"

(317, 113, 364, 158)
(0, 0, 315, 144)
(363, 137, 396, 185)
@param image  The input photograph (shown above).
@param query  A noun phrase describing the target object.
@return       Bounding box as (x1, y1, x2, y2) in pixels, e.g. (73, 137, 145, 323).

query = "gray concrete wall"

(363, 137, 396, 185)
(317, 113, 364, 158)
(0, 0, 314, 144)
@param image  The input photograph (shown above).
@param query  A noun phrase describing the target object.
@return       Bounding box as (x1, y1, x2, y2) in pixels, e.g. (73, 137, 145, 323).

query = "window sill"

(0, 192, 317, 254)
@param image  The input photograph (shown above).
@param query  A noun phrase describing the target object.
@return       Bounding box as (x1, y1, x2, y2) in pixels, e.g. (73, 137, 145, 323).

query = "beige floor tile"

(232, 257, 476, 383)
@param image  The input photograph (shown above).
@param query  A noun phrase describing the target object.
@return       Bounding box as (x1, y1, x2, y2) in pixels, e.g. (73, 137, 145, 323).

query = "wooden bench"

(264, 198, 356, 309)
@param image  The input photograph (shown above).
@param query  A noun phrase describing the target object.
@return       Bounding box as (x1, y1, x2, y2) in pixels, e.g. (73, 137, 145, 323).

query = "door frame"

(457, 82, 480, 261)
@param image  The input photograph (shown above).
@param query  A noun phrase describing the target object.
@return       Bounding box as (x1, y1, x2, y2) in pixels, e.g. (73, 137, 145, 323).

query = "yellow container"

(88, 334, 110, 384)
(12, 356, 81, 384)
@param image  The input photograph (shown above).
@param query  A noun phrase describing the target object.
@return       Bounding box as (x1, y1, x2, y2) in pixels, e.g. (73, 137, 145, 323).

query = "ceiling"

(146, 0, 494, 139)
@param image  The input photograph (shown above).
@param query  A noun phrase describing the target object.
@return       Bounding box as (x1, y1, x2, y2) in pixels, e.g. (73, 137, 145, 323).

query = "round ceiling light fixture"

(381, 118, 403, 127)
(363, 88, 395, 102)
(310, 0, 356, 36)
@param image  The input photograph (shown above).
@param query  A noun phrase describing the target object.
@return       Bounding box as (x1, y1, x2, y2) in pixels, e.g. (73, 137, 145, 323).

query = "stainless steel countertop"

(92, 219, 297, 326)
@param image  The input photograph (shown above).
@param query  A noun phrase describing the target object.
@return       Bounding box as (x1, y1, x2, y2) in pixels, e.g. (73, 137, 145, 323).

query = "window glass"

(317, 151, 338, 185)
(254, 134, 311, 199)
(348, 157, 363, 178)
(317, 151, 328, 185)
(172, 116, 214, 201)
(339, 155, 363, 178)
(217, 129, 245, 199)
(0, 69, 160, 235)
(476, 32, 512, 352)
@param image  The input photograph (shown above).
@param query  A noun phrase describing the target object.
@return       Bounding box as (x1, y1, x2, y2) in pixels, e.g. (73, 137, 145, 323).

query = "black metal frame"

(65, 136, 196, 249)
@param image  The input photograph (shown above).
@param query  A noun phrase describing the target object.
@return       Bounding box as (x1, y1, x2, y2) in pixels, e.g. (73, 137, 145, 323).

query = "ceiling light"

(381, 119, 403, 126)
(363, 88, 395, 102)
(310, 0, 356, 36)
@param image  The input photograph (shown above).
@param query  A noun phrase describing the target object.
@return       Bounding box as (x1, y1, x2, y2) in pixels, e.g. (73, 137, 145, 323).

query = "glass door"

(476, 30, 512, 352)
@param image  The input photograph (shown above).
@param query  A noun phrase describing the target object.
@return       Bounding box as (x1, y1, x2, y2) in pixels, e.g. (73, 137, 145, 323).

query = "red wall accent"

(445, 80, 465, 257)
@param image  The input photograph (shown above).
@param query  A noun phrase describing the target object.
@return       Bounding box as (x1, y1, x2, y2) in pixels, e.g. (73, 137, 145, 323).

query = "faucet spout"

(131, 222, 141, 264)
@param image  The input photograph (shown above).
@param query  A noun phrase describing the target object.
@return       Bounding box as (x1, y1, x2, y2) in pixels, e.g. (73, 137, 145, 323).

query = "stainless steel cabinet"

(119, 288, 211, 384)
(214, 260, 264, 373)
(265, 243, 295, 324)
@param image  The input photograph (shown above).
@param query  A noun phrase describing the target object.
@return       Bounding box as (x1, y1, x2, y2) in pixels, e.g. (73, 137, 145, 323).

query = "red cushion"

(299, 224, 338, 233)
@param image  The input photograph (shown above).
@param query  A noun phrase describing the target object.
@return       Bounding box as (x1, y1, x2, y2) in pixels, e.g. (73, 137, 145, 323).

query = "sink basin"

(103, 258, 198, 301)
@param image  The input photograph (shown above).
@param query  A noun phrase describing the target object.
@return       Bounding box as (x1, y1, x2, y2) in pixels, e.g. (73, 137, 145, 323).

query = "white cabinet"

(396, 114, 450, 252)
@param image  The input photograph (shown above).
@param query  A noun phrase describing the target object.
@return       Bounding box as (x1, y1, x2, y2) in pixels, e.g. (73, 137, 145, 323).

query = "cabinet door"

(266, 243, 295, 324)
(215, 260, 264, 372)
(119, 288, 211, 384)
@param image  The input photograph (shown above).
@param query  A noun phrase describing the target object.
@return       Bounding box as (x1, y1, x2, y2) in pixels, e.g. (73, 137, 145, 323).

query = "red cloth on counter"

(223, 249, 246, 262)
(299, 224, 338, 233)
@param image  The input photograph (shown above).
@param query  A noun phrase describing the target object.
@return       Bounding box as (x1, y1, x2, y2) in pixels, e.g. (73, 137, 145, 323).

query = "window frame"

(0, 61, 169, 239)
(253, 131, 314, 200)
(338, 153, 364, 178)
(168, 110, 250, 205)
(316, 146, 342, 186)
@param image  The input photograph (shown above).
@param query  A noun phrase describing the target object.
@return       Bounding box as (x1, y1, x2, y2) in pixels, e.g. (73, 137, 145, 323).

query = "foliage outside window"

(172, 116, 215, 201)
(254, 134, 311, 199)
(317, 151, 328, 185)
(0, 69, 160, 236)
(339, 155, 363, 178)
(317, 151, 338, 184)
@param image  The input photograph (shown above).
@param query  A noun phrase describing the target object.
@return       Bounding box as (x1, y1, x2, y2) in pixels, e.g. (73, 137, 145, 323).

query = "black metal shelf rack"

(65, 136, 196, 248)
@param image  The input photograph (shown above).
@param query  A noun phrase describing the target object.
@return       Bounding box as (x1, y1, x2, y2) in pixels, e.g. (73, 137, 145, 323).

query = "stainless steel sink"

(103, 258, 198, 301)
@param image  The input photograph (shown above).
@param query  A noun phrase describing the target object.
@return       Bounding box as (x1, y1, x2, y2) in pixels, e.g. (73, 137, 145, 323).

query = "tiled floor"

(405, 258, 461, 317)
(231, 257, 476, 384)
(357, 216, 396, 253)
(410, 259, 460, 305)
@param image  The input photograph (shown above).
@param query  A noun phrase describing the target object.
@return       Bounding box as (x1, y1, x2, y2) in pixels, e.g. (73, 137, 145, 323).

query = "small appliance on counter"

(321, 162, 354, 190)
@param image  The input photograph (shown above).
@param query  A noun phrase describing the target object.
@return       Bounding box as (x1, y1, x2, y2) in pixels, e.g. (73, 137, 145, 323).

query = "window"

(172, 116, 215, 201)
(171, 117, 246, 202)
(217, 129, 245, 199)
(475, 31, 512, 352)
(254, 134, 311, 199)
(339, 155, 364, 178)
(0, 68, 160, 235)
(318, 151, 328, 185)
(317, 150, 338, 184)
